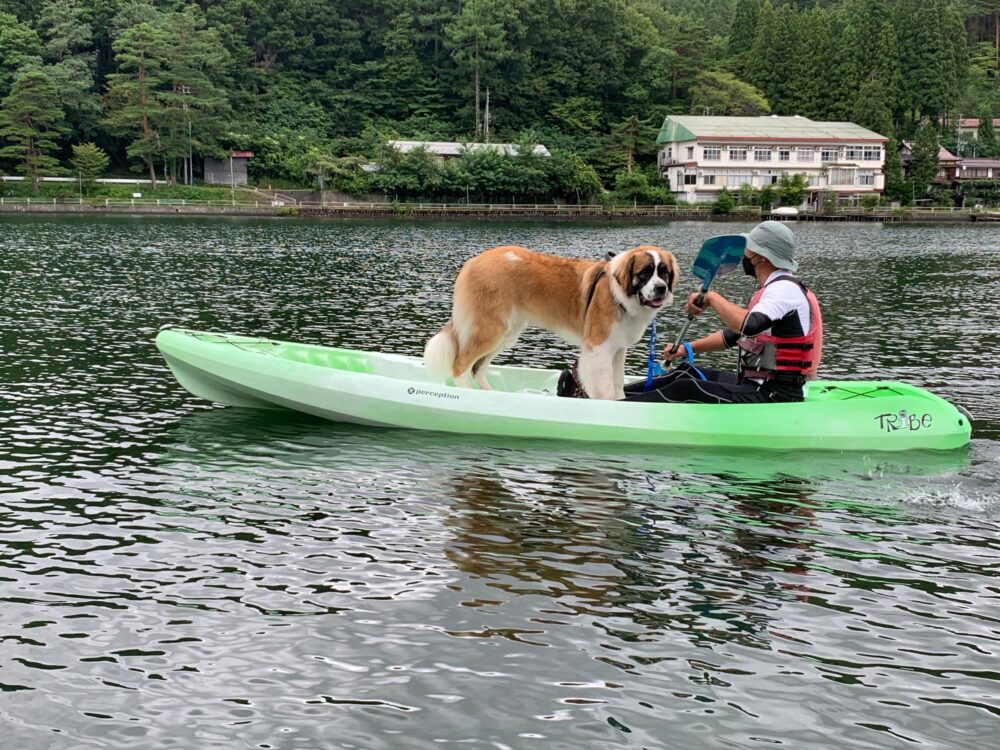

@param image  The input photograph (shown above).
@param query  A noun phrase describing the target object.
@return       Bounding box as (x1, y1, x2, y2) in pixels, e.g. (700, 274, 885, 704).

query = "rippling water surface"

(0, 216, 998, 749)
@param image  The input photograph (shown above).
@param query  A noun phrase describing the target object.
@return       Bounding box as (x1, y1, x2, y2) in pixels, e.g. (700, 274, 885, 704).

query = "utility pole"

(229, 153, 235, 205)
(181, 85, 192, 185)
(484, 88, 490, 144)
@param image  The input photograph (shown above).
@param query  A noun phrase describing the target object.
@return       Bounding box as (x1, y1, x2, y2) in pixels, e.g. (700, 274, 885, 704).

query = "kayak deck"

(156, 328, 973, 452)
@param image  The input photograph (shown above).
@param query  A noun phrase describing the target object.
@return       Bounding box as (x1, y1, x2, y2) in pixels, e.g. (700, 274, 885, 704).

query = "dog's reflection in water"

(441, 463, 818, 651)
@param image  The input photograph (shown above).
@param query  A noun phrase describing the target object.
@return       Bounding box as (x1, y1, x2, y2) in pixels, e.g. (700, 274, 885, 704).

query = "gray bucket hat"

(743, 220, 797, 272)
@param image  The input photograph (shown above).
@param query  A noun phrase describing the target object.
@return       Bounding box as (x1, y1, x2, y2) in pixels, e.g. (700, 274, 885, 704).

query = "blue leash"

(645, 320, 707, 391)
(644, 319, 665, 391)
(682, 342, 708, 381)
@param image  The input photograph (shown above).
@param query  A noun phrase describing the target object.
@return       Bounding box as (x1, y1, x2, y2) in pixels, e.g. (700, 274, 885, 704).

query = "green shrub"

(711, 188, 735, 214)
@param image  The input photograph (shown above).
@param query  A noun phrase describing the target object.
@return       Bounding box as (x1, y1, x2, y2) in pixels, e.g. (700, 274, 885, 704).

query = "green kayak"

(155, 327, 972, 452)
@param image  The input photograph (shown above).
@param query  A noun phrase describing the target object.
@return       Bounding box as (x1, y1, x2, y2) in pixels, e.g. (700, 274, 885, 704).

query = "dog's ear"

(603, 250, 618, 262)
(614, 253, 637, 296)
(661, 250, 680, 291)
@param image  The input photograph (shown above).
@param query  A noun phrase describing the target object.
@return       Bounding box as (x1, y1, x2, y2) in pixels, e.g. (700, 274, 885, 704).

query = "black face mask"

(742, 255, 755, 277)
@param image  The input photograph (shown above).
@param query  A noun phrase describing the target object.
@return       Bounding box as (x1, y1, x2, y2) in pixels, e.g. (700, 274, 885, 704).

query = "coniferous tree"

(780, 5, 817, 116)
(882, 138, 906, 203)
(746, 1, 780, 108)
(766, 4, 801, 113)
(0, 10, 41, 99)
(795, 5, 830, 119)
(36, 0, 99, 139)
(872, 21, 904, 126)
(0, 69, 65, 191)
(821, 7, 864, 120)
(610, 115, 653, 174)
(444, 0, 520, 139)
(853, 75, 894, 137)
(103, 16, 170, 187)
(70, 140, 109, 192)
(977, 107, 998, 157)
(909, 119, 941, 203)
(158, 6, 232, 185)
(726, 0, 759, 78)
(897, 0, 968, 124)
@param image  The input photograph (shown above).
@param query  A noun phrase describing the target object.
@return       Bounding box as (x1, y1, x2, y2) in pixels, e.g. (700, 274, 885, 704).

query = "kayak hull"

(155, 328, 972, 452)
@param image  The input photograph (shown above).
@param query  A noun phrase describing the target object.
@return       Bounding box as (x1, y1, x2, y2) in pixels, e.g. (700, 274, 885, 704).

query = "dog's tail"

(424, 322, 458, 381)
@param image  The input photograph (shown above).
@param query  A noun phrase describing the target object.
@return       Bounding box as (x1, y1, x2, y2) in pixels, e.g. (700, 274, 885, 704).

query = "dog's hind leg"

(452, 315, 507, 389)
(472, 321, 525, 390)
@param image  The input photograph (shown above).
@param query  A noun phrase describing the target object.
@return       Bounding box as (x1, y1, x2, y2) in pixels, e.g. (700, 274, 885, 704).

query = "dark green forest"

(0, 0, 998, 201)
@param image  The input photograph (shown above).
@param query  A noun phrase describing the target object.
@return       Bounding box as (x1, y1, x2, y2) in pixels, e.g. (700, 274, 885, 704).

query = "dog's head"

(611, 245, 680, 310)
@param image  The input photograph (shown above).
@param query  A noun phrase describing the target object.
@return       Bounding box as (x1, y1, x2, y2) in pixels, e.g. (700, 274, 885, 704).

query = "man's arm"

(699, 290, 748, 332)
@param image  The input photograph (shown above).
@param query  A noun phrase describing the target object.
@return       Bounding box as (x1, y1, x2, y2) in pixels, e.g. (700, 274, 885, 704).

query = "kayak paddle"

(669, 234, 747, 355)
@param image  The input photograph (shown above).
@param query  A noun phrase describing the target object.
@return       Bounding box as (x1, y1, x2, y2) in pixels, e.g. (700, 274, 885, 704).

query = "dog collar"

(584, 266, 626, 316)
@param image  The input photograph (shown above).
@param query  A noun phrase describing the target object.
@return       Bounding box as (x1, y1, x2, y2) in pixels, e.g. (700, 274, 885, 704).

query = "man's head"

(743, 220, 797, 273)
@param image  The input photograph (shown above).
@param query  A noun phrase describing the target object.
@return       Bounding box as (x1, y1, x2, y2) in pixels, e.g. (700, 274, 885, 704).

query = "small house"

(204, 151, 255, 186)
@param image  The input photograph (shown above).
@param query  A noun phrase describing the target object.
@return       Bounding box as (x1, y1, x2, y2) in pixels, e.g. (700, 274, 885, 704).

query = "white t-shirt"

(746, 270, 810, 335)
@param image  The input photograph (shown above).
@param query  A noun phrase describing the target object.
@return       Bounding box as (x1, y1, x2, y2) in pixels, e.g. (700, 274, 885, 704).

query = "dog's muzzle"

(641, 284, 668, 308)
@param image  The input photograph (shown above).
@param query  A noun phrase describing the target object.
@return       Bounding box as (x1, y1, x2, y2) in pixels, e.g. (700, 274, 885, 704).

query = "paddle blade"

(691, 234, 747, 287)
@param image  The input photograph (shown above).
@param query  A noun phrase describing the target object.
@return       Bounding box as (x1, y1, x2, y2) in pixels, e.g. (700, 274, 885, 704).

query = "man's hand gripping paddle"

(643, 234, 747, 391)
(667, 234, 747, 362)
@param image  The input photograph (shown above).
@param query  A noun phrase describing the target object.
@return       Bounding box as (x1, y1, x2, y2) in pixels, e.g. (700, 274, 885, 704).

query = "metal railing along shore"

(0, 196, 991, 218)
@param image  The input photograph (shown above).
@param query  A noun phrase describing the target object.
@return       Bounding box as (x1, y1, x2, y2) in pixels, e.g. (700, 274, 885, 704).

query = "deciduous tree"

(689, 70, 769, 116)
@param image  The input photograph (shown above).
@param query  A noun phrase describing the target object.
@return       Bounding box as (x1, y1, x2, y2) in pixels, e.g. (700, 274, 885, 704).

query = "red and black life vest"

(737, 276, 823, 381)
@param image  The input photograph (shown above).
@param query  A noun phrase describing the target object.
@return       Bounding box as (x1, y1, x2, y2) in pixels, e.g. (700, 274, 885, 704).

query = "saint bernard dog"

(424, 245, 680, 400)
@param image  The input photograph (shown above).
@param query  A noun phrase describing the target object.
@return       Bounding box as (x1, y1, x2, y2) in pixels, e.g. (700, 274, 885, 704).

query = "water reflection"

(160, 408, 977, 660)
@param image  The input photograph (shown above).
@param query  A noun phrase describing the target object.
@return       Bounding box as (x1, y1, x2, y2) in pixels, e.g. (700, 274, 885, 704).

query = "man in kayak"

(622, 220, 823, 404)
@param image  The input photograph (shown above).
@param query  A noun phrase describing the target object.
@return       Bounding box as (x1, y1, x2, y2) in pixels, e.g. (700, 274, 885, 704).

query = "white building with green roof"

(656, 115, 888, 205)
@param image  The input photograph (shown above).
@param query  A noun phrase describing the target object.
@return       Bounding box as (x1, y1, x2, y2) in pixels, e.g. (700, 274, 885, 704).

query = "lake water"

(0, 215, 998, 749)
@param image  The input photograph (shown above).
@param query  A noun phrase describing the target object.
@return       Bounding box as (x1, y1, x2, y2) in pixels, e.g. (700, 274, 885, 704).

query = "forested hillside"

(0, 0, 997, 198)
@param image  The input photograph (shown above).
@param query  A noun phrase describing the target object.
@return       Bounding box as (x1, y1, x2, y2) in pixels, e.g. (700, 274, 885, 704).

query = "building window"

(729, 147, 747, 161)
(797, 148, 815, 161)
(863, 146, 882, 161)
(703, 147, 721, 161)
(754, 148, 772, 161)
(703, 174, 716, 185)
(666, 147, 672, 159)
(830, 168, 854, 185)
(845, 146, 864, 160)
(964, 168, 989, 178)
(821, 148, 839, 162)
(684, 173, 697, 185)
(778, 148, 791, 161)
(857, 171, 875, 186)
(730, 172, 752, 187)
(687, 146, 695, 159)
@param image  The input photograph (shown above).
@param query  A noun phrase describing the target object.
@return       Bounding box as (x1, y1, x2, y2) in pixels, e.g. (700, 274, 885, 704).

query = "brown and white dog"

(424, 245, 680, 400)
